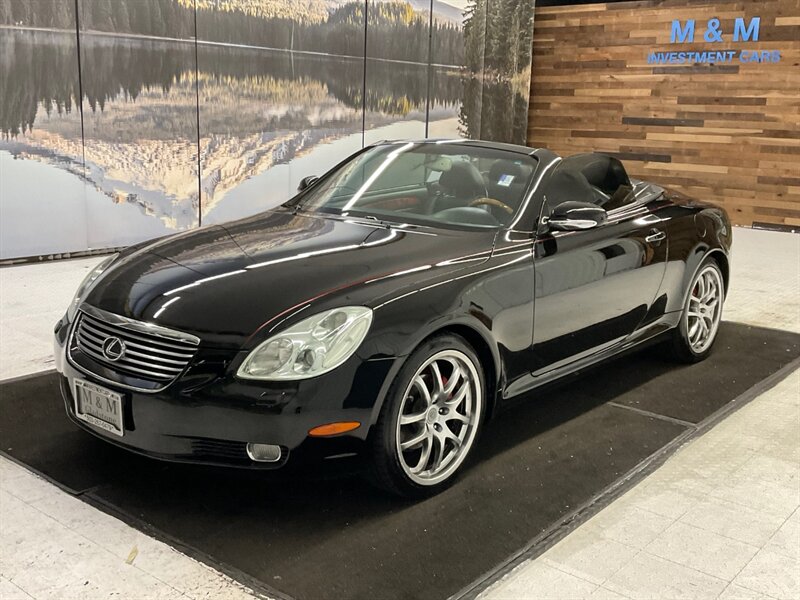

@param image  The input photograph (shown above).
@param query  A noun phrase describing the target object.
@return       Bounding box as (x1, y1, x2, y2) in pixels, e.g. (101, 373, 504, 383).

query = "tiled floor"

(0, 256, 102, 380)
(0, 457, 258, 599)
(1, 226, 798, 599)
(482, 371, 799, 600)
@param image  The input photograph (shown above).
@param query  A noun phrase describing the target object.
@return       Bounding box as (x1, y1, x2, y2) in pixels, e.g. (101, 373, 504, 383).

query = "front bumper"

(54, 316, 398, 469)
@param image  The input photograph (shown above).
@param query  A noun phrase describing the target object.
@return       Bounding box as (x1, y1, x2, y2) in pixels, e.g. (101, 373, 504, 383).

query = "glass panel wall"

(196, 1, 366, 225)
(363, 0, 431, 145)
(0, 0, 535, 261)
(0, 1, 88, 258)
(78, 0, 199, 248)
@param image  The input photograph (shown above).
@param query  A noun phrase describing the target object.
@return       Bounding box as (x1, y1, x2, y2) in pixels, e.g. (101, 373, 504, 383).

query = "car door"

(530, 183, 668, 376)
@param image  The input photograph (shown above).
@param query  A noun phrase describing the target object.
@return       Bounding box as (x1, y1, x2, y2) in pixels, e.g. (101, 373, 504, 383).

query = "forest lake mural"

(0, 0, 534, 260)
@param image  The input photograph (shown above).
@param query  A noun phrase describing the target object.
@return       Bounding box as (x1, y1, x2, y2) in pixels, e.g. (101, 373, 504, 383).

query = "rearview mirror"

(297, 175, 318, 192)
(547, 201, 607, 231)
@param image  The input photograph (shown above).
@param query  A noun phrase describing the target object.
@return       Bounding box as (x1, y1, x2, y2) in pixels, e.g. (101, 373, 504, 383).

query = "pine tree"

(51, 0, 73, 29)
(149, 0, 165, 37)
(463, 0, 487, 73)
(0, 0, 11, 25)
(113, 1, 130, 32)
(10, 0, 32, 26)
(90, 0, 113, 30)
(128, 1, 148, 35)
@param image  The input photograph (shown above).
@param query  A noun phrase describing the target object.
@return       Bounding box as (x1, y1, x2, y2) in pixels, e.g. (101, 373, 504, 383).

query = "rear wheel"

(665, 257, 725, 363)
(369, 334, 485, 497)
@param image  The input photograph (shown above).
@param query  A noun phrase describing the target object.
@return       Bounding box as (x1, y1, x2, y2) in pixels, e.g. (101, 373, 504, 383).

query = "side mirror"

(297, 175, 318, 192)
(547, 201, 607, 231)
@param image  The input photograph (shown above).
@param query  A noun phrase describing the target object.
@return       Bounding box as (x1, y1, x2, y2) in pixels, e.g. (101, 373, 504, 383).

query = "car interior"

(431, 158, 536, 226)
(300, 147, 638, 229)
(306, 148, 539, 229)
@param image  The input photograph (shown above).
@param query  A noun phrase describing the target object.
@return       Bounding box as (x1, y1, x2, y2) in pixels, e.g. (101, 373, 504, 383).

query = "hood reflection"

(86, 210, 496, 346)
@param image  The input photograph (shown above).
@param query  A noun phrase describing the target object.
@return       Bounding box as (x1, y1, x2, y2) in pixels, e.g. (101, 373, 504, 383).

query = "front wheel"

(665, 257, 725, 363)
(369, 334, 485, 497)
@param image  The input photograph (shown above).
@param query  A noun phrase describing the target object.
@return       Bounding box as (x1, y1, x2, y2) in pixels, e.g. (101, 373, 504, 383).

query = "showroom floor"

(0, 226, 798, 600)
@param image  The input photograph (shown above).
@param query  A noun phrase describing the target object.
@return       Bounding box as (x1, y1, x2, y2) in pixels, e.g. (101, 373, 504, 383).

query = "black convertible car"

(54, 140, 731, 496)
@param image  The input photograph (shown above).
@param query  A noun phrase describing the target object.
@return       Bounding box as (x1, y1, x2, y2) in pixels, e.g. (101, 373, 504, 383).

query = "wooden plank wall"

(528, 0, 800, 228)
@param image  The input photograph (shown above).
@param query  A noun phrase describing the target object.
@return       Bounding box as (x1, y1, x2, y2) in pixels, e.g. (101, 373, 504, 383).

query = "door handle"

(645, 229, 666, 243)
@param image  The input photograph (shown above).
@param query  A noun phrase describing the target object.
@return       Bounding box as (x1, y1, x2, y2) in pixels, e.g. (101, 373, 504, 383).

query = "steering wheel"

(469, 197, 514, 215)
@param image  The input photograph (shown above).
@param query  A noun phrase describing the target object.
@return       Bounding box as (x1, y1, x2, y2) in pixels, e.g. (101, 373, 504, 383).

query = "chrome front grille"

(71, 306, 199, 385)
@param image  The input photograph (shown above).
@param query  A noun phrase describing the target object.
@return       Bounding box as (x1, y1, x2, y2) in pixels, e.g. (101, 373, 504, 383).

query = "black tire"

(664, 256, 725, 363)
(368, 333, 486, 498)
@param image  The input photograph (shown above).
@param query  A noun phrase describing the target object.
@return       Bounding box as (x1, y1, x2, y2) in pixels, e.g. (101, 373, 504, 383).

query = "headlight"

(237, 307, 373, 381)
(66, 253, 119, 321)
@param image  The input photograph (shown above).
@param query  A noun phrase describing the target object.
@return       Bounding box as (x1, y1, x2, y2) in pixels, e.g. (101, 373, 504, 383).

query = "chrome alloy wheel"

(395, 349, 482, 486)
(686, 264, 724, 354)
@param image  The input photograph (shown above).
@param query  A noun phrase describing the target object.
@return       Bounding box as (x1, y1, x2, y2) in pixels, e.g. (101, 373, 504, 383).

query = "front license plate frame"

(73, 378, 124, 437)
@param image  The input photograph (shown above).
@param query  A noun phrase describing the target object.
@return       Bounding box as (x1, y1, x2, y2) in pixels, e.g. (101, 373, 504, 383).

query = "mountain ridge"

(187, 0, 464, 24)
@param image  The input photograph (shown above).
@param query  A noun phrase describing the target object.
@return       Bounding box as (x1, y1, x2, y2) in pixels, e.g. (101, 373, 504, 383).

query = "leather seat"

(557, 154, 633, 210)
(486, 160, 532, 210)
(434, 162, 487, 213)
(545, 168, 599, 207)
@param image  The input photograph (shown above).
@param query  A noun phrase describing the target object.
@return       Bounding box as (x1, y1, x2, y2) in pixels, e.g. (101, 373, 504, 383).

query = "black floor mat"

(1, 323, 798, 600)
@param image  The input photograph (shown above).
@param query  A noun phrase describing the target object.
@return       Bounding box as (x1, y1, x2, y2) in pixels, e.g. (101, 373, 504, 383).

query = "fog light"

(246, 443, 282, 463)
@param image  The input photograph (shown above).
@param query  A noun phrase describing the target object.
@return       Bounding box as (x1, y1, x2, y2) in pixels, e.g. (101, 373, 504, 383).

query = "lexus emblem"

(101, 336, 126, 362)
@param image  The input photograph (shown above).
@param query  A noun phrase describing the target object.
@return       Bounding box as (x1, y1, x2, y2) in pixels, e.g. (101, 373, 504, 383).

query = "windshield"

(289, 142, 537, 229)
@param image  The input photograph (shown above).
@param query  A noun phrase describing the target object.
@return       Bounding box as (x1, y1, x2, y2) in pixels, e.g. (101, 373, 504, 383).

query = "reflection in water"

(0, 32, 470, 142)
(203, 120, 440, 225)
(0, 24, 531, 259)
(460, 76, 532, 145)
(0, 150, 170, 257)
(78, 34, 200, 232)
(0, 32, 81, 137)
(193, 44, 463, 216)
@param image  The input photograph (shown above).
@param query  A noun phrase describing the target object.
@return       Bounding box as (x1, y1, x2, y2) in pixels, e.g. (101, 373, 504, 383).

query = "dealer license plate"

(73, 379, 124, 437)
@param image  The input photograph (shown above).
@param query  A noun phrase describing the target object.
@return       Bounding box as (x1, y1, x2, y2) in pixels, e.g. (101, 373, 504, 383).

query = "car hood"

(84, 210, 494, 347)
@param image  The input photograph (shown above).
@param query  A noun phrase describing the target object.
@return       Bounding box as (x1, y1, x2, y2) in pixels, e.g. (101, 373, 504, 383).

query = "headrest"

(488, 159, 527, 183)
(561, 153, 630, 192)
(546, 168, 598, 206)
(438, 161, 486, 198)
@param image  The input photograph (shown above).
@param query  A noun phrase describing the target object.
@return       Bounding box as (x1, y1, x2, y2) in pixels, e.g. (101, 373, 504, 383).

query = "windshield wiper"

(362, 215, 387, 225)
(295, 208, 391, 228)
(343, 214, 393, 229)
